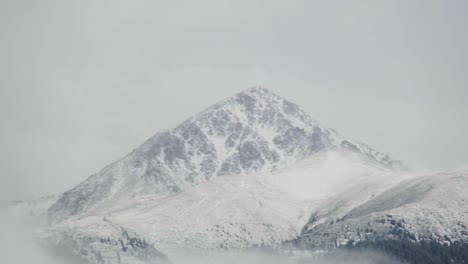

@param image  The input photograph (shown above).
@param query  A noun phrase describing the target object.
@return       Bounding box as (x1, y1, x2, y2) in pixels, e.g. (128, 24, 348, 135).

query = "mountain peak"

(48, 87, 404, 222)
(207, 86, 285, 111)
(233, 86, 290, 113)
(188, 86, 309, 130)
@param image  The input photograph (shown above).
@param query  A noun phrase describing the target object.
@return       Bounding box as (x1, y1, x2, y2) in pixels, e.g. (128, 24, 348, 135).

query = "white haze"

(0, 211, 85, 264)
(0, 215, 405, 264)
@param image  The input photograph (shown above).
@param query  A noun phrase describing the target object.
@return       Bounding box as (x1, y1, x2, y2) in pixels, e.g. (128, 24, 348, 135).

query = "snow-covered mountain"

(36, 87, 413, 263)
(47, 87, 403, 223)
(27, 86, 467, 264)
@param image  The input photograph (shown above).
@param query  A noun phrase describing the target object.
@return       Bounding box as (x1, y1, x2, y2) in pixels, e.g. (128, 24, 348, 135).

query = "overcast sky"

(1, 0, 467, 200)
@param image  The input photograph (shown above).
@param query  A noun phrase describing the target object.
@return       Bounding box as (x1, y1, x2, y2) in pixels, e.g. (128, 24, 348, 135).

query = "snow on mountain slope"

(46, 149, 409, 263)
(48, 87, 404, 223)
(296, 169, 468, 249)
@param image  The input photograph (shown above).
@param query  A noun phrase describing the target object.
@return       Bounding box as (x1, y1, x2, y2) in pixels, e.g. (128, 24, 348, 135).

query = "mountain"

(47, 87, 403, 223)
(37, 87, 416, 263)
(38, 87, 468, 264)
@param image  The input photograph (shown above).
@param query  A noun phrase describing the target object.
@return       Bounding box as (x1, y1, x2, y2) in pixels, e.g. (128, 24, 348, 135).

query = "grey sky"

(1, 0, 467, 200)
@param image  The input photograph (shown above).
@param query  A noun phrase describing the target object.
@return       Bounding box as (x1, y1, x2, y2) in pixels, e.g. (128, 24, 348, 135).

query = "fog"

(168, 249, 405, 264)
(0, 213, 404, 264)
(0, 210, 85, 264)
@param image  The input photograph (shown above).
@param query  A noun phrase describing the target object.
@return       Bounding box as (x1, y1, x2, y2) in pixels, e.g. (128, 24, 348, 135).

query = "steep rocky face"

(48, 87, 403, 222)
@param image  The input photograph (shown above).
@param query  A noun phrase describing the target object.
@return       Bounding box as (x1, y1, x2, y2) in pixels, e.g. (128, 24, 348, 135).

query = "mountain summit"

(48, 87, 403, 222)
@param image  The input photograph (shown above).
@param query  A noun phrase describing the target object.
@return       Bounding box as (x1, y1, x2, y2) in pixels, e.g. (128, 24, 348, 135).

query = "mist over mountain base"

(0, 220, 404, 264)
(0, 208, 404, 264)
